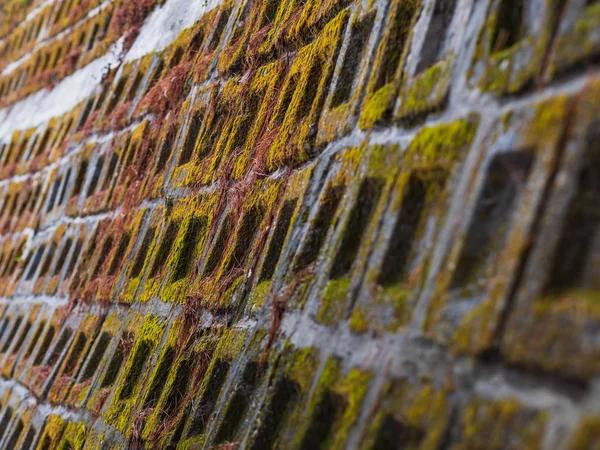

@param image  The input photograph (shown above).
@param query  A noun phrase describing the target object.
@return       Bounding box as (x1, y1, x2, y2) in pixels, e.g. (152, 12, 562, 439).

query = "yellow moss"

(359, 0, 420, 128)
(141, 321, 218, 442)
(0, 2, 133, 109)
(569, 416, 600, 449)
(48, 313, 103, 403)
(376, 283, 412, 328)
(57, 421, 88, 450)
(502, 289, 600, 380)
(527, 94, 571, 146)
(82, 429, 106, 450)
(550, 3, 600, 76)
(318, 276, 352, 325)
(470, 0, 560, 95)
(105, 314, 166, 432)
(359, 84, 394, 129)
(368, 143, 402, 174)
(121, 206, 167, 303)
(403, 115, 479, 165)
(331, 369, 372, 450)
(397, 58, 453, 119)
(359, 380, 450, 450)
(456, 397, 548, 450)
(452, 296, 497, 354)
(348, 308, 369, 334)
(289, 356, 341, 448)
(196, 178, 284, 308)
(249, 280, 272, 311)
(157, 199, 212, 304)
(266, 10, 349, 171)
(442, 99, 568, 355)
(35, 415, 66, 450)
(229, 61, 286, 180)
(216, 0, 273, 73)
(177, 328, 249, 448)
(70, 312, 122, 408)
(284, 346, 320, 390)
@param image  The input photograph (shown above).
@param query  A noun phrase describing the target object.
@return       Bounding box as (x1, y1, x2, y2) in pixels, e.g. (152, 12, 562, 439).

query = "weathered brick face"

(0, 0, 597, 448)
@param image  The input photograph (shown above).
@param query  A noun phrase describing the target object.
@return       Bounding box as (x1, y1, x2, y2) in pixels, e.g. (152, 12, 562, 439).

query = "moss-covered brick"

(453, 397, 549, 450)
(426, 97, 571, 355)
(104, 314, 166, 432)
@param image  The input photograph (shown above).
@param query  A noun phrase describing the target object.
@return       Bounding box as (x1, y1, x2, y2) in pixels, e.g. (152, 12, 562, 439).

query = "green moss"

(397, 58, 453, 119)
(57, 422, 88, 450)
(141, 326, 218, 443)
(443, 98, 568, 355)
(547, 1, 600, 76)
(368, 144, 402, 174)
(348, 308, 369, 334)
(529, 94, 571, 145)
(331, 368, 372, 449)
(105, 314, 166, 432)
(290, 356, 341, 448)
(37, 415, 66, 448)
(377, 283, 411, 327)
(358, 380, 449, 450)
(82, 429, 106, 450)
(359, 84, 394, 129)
(317, 277, 351, 325)
(266, 10, 349, 171)
(284, 346, 321, 390)
(249, 280, 272, 311)
(456, 397, 548, 450)
(121, 207, 166, 304)
(404, 116, 479, 165)
(469, 0, 560, 95)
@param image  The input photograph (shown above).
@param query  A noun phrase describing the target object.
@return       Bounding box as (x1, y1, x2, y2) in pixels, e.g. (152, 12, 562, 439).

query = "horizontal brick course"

(0, 0, 597, 448)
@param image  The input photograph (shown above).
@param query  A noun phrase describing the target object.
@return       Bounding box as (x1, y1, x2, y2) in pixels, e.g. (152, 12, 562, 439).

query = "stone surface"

(0, 0, 597, 448)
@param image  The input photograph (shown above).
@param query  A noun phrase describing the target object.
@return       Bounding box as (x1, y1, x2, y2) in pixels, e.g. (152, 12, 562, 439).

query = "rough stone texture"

(0, 0, 597, 448)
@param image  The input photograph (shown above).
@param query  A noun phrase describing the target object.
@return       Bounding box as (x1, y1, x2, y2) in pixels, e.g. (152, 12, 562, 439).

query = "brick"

(0, 0, 595, 447)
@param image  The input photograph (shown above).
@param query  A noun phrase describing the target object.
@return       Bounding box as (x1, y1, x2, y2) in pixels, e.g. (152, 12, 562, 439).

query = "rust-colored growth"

(142, 61, 193, 117)
(110, 0, 156, 51)
(0, 0, 597, 448)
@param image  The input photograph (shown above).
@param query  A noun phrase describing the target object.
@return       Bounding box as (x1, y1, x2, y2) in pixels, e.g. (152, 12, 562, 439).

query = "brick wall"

(0, 0, 597, 448)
